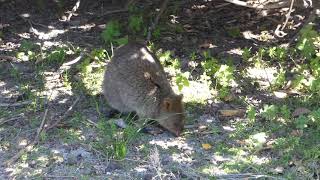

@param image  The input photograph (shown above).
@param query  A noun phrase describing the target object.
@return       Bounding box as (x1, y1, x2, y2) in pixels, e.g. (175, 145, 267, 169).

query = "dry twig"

(98, 0, 138, 17)
(58, 53, 85, 74)
(224, 0, 290, 9)
(5, 109, 48, 165)
(146, 0, 169, 42)
(0, 101, 33, 107)
(216, 173, 285, 179)
(66, 0, 81, 21)
(44, 175, 76, 179)
(45, 96, 81, 130)
(5, 96, 81, 165)
(0, 113, 24, 126)
(286, 2, 319, 47)
(0, 55, 21, 62)
(281, 0, 296, 31)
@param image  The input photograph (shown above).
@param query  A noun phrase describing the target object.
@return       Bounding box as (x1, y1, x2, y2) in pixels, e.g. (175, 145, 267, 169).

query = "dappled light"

(0, 0, 320, 179)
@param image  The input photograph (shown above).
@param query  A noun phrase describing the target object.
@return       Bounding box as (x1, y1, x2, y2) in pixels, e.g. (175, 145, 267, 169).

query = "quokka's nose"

(174, 129, 181, 136)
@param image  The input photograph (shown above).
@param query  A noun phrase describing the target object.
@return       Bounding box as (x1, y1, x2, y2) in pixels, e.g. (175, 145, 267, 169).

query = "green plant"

(214, 64, 235, 99)
(260, 104, 278, 121)
(75, 49, 107, 95)
(202, 59, 219, 77)
(268, 46, 287, 61)
(296, 25, 319, 59)
(246, 105, 256, 124)
(19, 40, 37, 52)
(152, 27, 161, 39)
(158, 50, 172, 65)
(190, 52, 197, 61)
(176, 72, 190, 91)
(227, 27, 241, 38)
(271, 68, 286, 89)
(16, 40, 38, 61)
(94, 117, 140, 160)
(101, 20, 128, 46)
(201, 51, 219, 77)
(46, 47, 66, 64)
(242, 47, 251, 61)
(280, 105, 291, 121)
(214, 65, 234, 87)
(129, 15, 143, 32)
(295, 115, 308, 130)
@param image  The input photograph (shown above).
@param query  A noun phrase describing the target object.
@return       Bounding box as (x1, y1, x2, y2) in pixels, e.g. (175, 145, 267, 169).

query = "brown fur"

(103, 42, 185, 136)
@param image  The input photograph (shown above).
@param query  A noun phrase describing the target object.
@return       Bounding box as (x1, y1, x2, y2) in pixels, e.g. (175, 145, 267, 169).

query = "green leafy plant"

(46, 47, 66, 64)
(176, 72, 190, 91)
(214, 65, 234, 87)
(271, 68, 286, 89)
(190, 52, 197, 61)
(94, 118, 140, 160)
(19, 40, 37, 52)
(101, 21, 121, 43)
(201, 51, 219, 77)
(295, 115, 308, 130)
(101, 20, 128, 46)
(246, 105, 256, 124)
(227, 27, 241, 38)
(296, 25, 318, 59)
(152, 27, 161, 39)
(242, 47, 251, 61)
(260, 104, 278, 121)
(158, 50, 172, 65)
(280, 105, 291, 121)
(214, 64, 235, 99)
(268, 46, 287, 61)
(129, 15, 143, 32)
(16, 40, 38, 61)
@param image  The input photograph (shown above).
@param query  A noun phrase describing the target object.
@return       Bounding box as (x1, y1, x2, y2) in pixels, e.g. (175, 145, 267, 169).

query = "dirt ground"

(0, 0, 319, 179)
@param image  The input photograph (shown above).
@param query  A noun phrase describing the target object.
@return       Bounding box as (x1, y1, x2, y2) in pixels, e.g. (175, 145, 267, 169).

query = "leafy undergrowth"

(1, 1, 320, 179)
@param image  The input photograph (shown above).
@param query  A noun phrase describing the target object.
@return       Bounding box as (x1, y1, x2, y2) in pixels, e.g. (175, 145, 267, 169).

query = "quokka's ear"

(163, 98, 172, 111)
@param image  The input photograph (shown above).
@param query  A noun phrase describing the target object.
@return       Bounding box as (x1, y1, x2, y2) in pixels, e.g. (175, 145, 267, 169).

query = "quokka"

(103, 42, 185, 136)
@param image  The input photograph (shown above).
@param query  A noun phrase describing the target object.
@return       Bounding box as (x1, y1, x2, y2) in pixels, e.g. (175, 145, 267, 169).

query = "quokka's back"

(103, 42, 185, 136)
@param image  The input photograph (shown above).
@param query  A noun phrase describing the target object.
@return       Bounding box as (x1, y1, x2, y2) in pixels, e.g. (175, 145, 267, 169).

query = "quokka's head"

(158, 94, 185, 136)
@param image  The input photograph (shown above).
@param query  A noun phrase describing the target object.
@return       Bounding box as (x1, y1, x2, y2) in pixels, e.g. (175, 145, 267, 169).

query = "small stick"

(66, 0, 81, 21)
(146, 0, 169, 42)
(0, 113, 24, 126)
(224, 0, 290, 9)
(44, 175, 76, 179)
(98, 0, 138, 17)
(286, 5, 318, 47)
(281, 0, 295, 31)
(0, 55, 21, 62)
(58, 53, 84, 74)
(45, 96, 81, 130)
(0, 101, 32, 107)
(5, 109, 48, 166)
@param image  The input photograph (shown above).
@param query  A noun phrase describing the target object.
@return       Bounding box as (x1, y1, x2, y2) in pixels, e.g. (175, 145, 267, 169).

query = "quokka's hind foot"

(119, 112, 139, 121)
(105, 108, 121, 118)
(140, 125, 164, 135)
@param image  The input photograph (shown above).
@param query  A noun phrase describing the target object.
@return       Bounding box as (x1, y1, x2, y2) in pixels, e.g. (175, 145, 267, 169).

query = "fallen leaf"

(292, 108, 311, 117)
(270, 166, 284, 174)
(202, 143, 212, 150)
(113, 118, 127, 129)
(273, 91, 287, 98)
(290, 129, 303, 136)
(219, 109, 245, 117)
(141, 127, 163, 135)
(198, 125, 208, 132)
(223, 93, 236, 102)
(199, 42, 215, 49)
